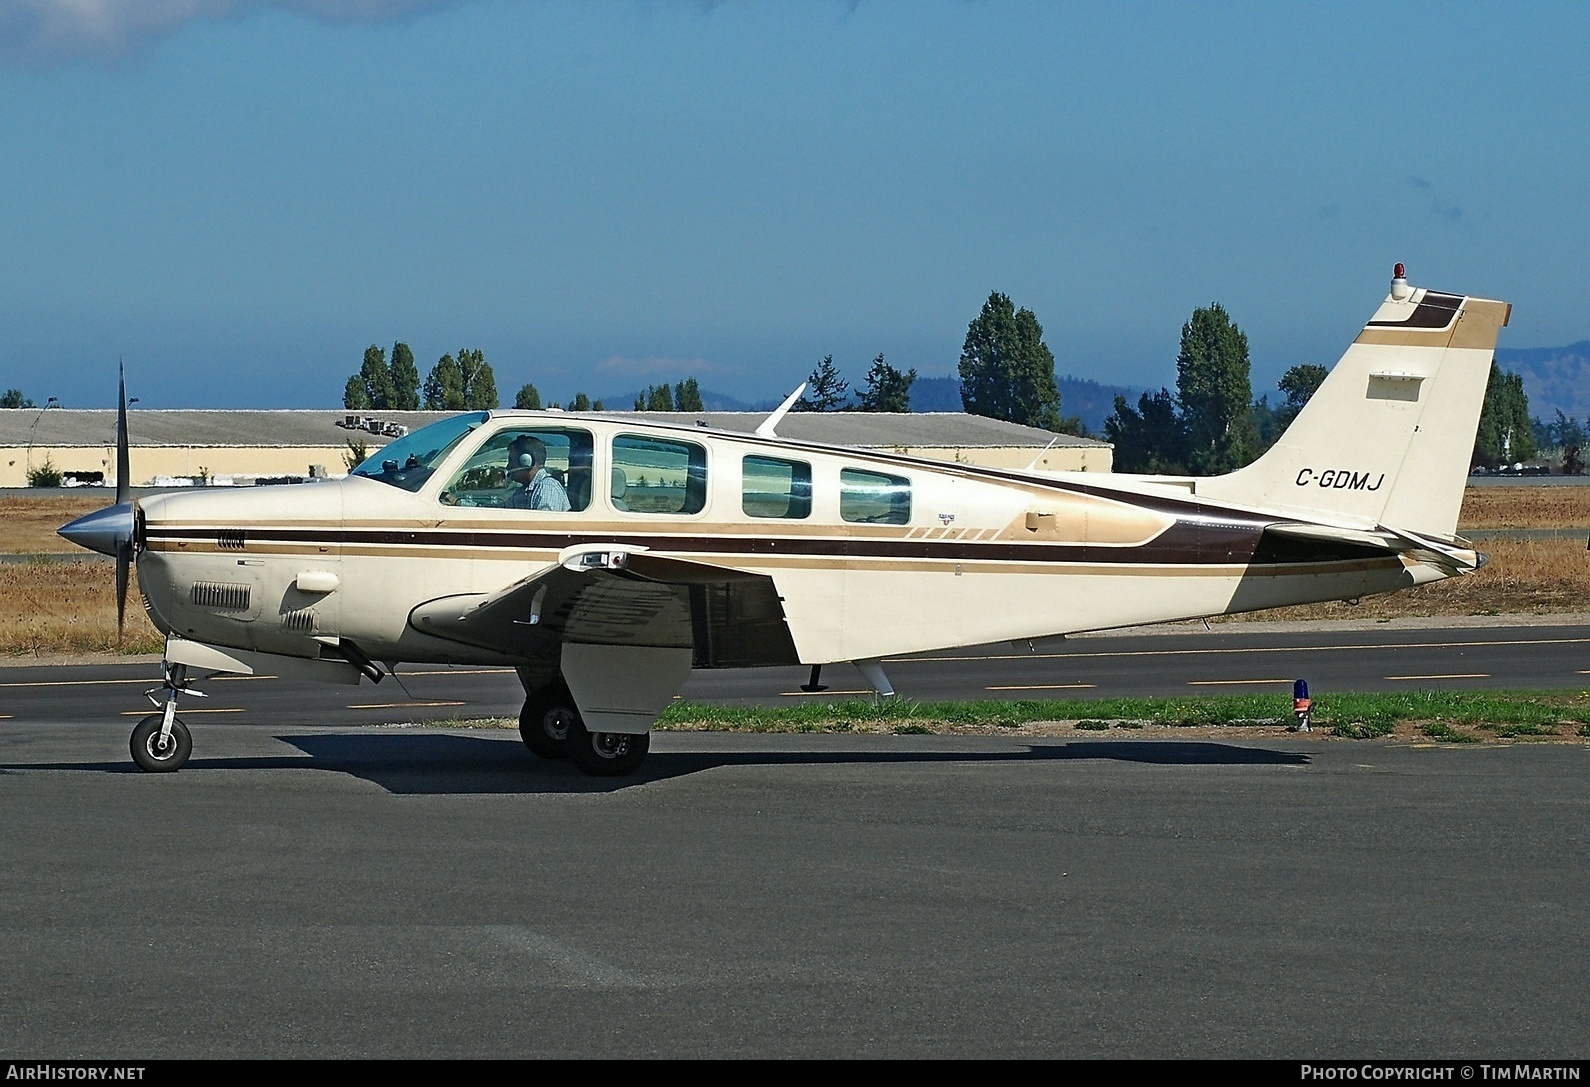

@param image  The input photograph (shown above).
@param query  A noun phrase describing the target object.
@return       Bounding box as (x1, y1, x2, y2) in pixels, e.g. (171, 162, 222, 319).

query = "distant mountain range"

(1495, 342, 1590, 421)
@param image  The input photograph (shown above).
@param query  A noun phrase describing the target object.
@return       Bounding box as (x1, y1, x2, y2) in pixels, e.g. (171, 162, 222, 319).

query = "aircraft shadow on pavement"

(0, 733, 1309, 795)
(271, 732, 1312, 794)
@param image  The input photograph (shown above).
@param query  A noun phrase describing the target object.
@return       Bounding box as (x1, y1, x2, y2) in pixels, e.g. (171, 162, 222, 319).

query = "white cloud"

(0, 1, 462, 64)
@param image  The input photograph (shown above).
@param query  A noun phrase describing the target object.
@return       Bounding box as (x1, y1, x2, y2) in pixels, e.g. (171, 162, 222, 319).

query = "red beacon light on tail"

(1390, 262, 1413, 301)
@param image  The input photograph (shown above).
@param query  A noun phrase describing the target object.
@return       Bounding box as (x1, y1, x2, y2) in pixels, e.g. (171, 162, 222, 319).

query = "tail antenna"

(756, 383, 808, 439)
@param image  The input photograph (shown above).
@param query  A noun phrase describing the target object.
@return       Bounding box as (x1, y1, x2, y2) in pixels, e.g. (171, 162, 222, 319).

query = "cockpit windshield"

(349, 412, 486, 492)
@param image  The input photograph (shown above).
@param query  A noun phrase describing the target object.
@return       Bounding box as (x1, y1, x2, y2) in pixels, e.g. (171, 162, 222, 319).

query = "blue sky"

(1, 1, 1585, 409)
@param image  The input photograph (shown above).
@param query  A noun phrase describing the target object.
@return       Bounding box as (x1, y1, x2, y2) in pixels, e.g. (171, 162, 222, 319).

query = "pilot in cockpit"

(506, 435, 571, 511)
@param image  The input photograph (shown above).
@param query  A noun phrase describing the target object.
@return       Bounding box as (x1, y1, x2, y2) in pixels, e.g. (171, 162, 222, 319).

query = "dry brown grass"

(0, 558, 163, 656)
(0, 495, 104, 554)
(1458, 486, 1590, 530)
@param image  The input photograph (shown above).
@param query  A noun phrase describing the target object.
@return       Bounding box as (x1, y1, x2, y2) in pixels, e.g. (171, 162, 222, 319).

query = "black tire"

(519, 684, 578, 759)
(130, 712, 192, 773)
(565, 718, 650, 777)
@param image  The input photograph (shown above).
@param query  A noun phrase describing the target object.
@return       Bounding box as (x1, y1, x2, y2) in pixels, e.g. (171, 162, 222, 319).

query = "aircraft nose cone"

(58, 502, 135, 557)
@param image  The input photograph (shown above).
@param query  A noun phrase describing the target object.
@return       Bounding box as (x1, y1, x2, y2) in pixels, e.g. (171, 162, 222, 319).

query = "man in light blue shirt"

(506, 435, 571, 511)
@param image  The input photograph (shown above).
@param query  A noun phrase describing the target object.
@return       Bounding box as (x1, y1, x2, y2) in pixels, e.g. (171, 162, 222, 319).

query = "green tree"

(26, 454, 61, 487)
(356, 345, 396, 410)
(570, 392, 592, 412)
(1176, 303, 1253, 475)
(798, 355, 850, 411)
(514, 383, 542, 410)
(423, 354, 465, 410)
(1276, 363, 1329, 429)
(1547, 411, 1588, 474)
(958, 292, 1062, 430)
(857, 354, 916, 412)
(646, 384, 675, 411)
(343, 375, 370, 410)
(1474, 362, 1536, 467)
(673, 377, 704, 412)
(1249, 395, 1284, 456)
(456, 348, 497, 410)
(426, 349, 497, 410)
(1, 389, 35, 409)
(389, 343, 421, 410)
(1545, 410, 1585, 452)
(1103, 389, 1188, 474)
(592, 399, 605, 412)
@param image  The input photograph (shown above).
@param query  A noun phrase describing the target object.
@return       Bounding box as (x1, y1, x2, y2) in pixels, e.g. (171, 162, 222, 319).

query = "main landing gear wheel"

(519, 684, 578, 759)
(130, 713, 192, 773)
(565, 718, 650, 777)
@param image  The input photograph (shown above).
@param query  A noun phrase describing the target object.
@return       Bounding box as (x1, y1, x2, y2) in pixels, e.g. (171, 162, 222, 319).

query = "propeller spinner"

(56, 363, 138, 638)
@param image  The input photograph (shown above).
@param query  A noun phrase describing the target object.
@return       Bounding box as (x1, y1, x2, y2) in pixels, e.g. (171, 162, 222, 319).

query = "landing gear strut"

(130, 661, 204, 773)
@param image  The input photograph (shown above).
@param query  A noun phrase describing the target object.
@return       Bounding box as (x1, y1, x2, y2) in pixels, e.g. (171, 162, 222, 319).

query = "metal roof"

(609, 411, 1106, 448)
(0, 408, 1107, 450)
(0, 410, 450, 449)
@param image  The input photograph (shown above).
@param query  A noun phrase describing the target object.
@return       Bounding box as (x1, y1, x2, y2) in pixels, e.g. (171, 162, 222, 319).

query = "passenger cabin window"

(438, 427, 593, 511)
(840, 467, 911, 525)
(612, 435, 707, 514)
(742, 455, 812, 519)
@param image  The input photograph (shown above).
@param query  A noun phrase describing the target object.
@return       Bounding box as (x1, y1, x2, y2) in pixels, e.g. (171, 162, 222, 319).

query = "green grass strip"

(654, 689, 1590, 740)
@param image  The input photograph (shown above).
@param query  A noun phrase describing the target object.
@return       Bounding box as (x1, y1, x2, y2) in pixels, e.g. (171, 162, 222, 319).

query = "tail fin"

(1199, 270, 1511, 539)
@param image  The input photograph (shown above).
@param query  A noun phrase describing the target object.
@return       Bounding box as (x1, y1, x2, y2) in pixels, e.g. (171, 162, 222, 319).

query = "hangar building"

(0, 409, 1111, 489)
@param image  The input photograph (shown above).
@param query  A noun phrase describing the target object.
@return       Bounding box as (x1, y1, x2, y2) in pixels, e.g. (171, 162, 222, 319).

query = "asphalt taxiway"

(3, 618, 1587, 1057)
(0, 721, 1586, 1057)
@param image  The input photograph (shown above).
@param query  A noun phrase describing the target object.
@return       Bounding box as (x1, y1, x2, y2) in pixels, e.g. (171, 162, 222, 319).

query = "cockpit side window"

(742, 455, 812, 519)
(612, 435, 707, 514)
(438, 427, 593, 511)
(840, 467, 911, 525)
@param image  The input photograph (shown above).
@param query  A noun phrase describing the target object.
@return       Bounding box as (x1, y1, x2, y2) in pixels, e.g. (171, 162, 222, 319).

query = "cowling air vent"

(191, 581, 251, 611)
(281, 607, 318, 635)
(216, 529, 246, 550)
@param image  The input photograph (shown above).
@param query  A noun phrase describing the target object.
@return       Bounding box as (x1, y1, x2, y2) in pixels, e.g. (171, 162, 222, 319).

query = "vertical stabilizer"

(1198, 270, 1510, 539)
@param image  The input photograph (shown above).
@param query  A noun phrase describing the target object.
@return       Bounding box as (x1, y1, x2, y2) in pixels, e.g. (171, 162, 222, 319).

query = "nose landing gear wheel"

(130, 713, 192, 773)
(519, 684, 578, 759)
(565, 718, 649, 777)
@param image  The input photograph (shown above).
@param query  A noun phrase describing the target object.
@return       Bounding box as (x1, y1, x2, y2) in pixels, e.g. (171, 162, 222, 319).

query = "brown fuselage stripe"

(144, 521, 1394, 568)
(144, 541, 1402, 579)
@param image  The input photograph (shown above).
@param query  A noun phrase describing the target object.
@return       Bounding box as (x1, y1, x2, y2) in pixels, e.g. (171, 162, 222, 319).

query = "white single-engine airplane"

(61, 267, 1509, 776)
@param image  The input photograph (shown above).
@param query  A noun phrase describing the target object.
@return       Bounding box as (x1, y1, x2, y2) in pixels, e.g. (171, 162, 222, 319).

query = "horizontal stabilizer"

(1264, 522, 1485, 574)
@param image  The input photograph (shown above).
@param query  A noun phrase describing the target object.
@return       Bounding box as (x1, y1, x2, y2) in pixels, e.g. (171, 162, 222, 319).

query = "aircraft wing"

(408, 544, 798, 666)
(1264, 522, 1485, 574)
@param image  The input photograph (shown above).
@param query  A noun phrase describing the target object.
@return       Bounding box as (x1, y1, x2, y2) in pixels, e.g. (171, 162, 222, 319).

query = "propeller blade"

(115, 361, 130, 506)
(115, 542, 130, 641)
